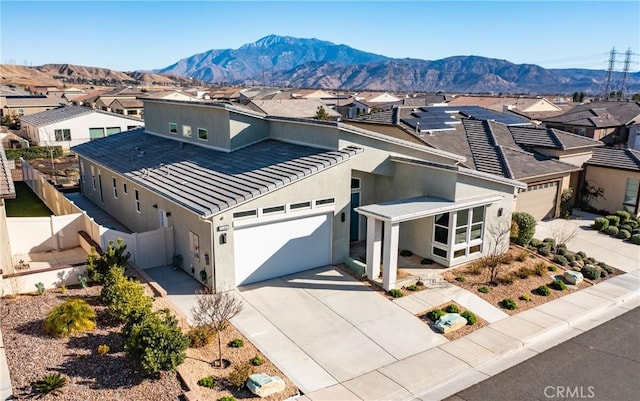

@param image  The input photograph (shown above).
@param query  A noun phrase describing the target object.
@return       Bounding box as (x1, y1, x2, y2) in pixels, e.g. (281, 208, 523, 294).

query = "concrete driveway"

(535, 210, 640, 273)
(232, 267, 447, 394)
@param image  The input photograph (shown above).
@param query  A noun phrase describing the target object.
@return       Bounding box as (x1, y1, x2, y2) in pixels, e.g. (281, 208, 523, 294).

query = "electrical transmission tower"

(617, 48, 632, 99)
(601, 47, 617, 100)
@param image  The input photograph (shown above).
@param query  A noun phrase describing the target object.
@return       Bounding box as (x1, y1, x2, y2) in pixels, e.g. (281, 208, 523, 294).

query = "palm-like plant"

(34, 373, 67, 398)
(45, 298, 96, 338)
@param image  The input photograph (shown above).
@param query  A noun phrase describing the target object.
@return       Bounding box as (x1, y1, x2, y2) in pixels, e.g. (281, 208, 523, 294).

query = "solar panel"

(401, 118, 457, 132)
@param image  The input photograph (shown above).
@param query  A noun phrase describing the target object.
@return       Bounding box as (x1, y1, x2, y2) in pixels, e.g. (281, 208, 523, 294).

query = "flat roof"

(356, 194, 503, 223)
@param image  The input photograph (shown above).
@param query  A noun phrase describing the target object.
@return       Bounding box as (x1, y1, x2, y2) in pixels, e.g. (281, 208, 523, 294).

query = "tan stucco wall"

(534, 148, 594, 167)
(584, 165, 640, 216)
(0, 201, 13, 274)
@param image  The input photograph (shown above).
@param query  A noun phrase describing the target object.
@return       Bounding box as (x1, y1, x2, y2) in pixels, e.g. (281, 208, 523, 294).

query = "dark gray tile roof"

(509, 126, 602, 150)
(0, 147, 16, 199)
(20, 105, 141, 127)
(72, 129, 362, 216)
(543, 101, 640, 127)
(499, 146, 580, 181)
(585, 147, 640, 171)
(463, 119, 512, 178)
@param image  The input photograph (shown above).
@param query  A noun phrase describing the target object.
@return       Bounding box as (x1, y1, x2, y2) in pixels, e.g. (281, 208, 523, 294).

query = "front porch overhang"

(355, 194, 503, 291)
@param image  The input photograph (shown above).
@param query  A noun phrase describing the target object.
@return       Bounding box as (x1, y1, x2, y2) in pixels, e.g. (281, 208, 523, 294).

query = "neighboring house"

(72, 98, 524, 292)
(542, 101, 640, 145)
(355, 91, 401, 104)
(110, 98, 144, 119)
(148, 91, 200, 102)
(582, 148, 640, 216)
(20, 106, 144, 150)
(0, 146, 16, 274)
(248, 99, 341, 120)
(448, 95, 564, 123)
(346, 105, 602, 221)
(0, 95, 67, 119)
(71, 90, 108, 109)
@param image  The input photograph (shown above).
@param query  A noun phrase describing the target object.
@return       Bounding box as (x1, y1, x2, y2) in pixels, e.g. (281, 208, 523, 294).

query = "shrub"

(445, 304, 461, 314)
(497, 272, 516, 285)
(592, 217, 609, 231)
(511, 212, 537, 246)
(219, 396, 237, 401)
(198, 376, 216, 388)
(598, 262, 615, 275)
(454, 276, 466, 283)
(35, 282, 46, 296)
(634, 229, 640, 235)
(33, 373, 66, 397)
(45, 298, 96, 338)
(543, 237, 556, 247)
(553, 255, 568, 266)
(97, 344, 110, 355)
(399, 249, 413, 257)
(85, 239, 131, 283)
(631, 234, 640, 245)
(250, 355, 264, 366)
(536, 285, 551, 296)
(605, 226, 619, 236)
(478, 286, 490, 294)
(556, 246, 567, 256)
(388, 289, 403, 298)
(529, 238, 542, 247)
(585, 257, 596, 264)
(501, 298, 518, 310)
(548, 265, 558, 272)
(188, 326, 213, 348)
(460, 310, 477, 325)
(576, 251, 587, 259)
(581, 265, 602, 280)
(618, 229, 631, 240)
(124, 310, 189, 376)
(406, 284, 419, 291)
(519, 294, 531, 301)
(534, 262, 547, 276)
(517, 266, 533, 279)
(614, 210, 631, 223)
(426, 308, 445, 321)
(515, 251, 529, 262)
(229, 338, 244, 348)
(551, 279, 567, 291)
(537, 246, 551, 257)
(627, 219, 639, 229)
(102, 273, 153, 322)
(606, 215, 620, 227)
(421, 258, 434, 265)
(500, 253, 514, 265)
(228, 363, 254, 389)
(467, 261, 483, 275)
(5, 146, 63, 160)
(620, 224, 632, 233)
(565, 253, 576, 263)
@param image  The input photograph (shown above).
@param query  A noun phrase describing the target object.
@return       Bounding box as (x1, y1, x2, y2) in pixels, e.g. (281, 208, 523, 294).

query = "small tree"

(511, 212, 537, 246)
(483, 218, 512, 285)
(559, 188, 573, 218)
(101, 267, 153, 322)
(548, 220, 578, 248)
(314, 106, 331, 121)
(192, 288, 243, 367)
(86, 238, 131, 283)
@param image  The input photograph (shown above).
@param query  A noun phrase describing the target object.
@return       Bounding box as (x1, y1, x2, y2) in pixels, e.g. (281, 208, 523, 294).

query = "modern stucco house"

(72, 98, 524, 292)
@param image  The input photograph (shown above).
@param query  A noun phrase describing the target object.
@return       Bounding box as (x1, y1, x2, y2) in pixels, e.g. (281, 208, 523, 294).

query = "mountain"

(158, 35, 640, 94)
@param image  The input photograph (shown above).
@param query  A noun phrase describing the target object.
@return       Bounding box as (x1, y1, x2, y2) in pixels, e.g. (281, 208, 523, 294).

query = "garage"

(515, 181, 559, 221)
(233, 213, 332, 286)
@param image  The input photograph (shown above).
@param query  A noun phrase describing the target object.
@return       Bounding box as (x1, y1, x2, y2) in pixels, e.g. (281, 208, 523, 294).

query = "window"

(80, 161, 85, 183)
(112, 177, 118, 198)
(189, 231, 200, 260)
(169, 123, 178, 134)
(134, 189, 140, 213)
(263, 205, 285, 214)
(127, 125, 139, 130)
(106, 127, 121, 136)
(17, 108, 24, 116)
(233, 210, 257, 219)
(126, 110, 137, 115)
(183, 125, 192, 137)
(198, 128, 208, 140)
(432, 207, 485, 260)
(351, 178, 361, 189)
(290, 201, 311, 210)
(54, 129, 71, 141)
(623, 178, 639, 213)
(433, 213, 449, 245)
(315, 198, 335, 206)
(91, 166, 96, 189)
(89, 127, 104, 141)
(123, 183, 128, 194)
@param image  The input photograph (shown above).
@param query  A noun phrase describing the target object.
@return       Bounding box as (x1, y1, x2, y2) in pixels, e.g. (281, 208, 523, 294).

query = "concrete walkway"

(65, 192, 131, 233)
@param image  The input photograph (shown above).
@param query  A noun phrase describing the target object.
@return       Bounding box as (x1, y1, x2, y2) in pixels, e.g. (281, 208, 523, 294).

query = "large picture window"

(54, 129, 71, 141)
(432, 207, 485, 261)
(623, 178, 639, 213)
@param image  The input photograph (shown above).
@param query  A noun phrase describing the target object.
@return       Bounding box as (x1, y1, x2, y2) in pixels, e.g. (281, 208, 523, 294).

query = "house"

(109, 98, 144, 119)
(70, 90, 108, 109)
(0, 146, 16, 273)
(20, 106, 144, 150)
(0, 95, 67, 119)
(148, 91, 200, 102)
(345, 105, 602, 221)
(355, 91, 402, 104)
(72, 98, 523, 292)
(542, 101, 640, 145)
(247, 99, 341, 120)
(582, 148, 640, 216)
(447, 95, 564, 123)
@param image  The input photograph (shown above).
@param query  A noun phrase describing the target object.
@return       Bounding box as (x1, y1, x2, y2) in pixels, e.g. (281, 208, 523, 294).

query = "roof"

(111, 98, 144, 108)
(585, 147, 640, 171)
(0, 146, 16, 199)
(356, 194, 503, 223)
(448, 96, 560, 113)
(4, 95, 66, 108)
(72, 129, 362, 217)
(543, 101, 640, 128)
(250, 99, 341, 119)
(509, 126, 602, 150)
(20, 105, 142, 127)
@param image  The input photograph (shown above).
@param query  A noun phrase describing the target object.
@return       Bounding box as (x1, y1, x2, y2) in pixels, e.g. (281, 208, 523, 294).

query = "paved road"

(445, 307, 640, 401)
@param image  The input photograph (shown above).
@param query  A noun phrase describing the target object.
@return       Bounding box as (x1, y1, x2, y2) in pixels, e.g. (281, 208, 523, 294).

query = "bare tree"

(191, 287, 243, 367)
(548, 220, 578, 247)
(483, 218, 512, 285)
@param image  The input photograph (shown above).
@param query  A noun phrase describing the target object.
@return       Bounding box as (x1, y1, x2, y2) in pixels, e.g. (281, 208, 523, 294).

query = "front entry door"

(350, 192, 360, 241)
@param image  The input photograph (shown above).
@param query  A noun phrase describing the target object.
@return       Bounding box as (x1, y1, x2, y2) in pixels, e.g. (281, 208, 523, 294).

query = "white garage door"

(516, 181, 559, 221)
(234, 213, 332, 286)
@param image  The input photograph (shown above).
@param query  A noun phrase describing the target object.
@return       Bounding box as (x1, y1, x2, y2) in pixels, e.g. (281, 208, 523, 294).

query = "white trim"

(233, 206, 334, 229)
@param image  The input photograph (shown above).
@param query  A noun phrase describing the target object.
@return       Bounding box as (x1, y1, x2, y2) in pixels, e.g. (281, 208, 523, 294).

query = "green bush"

(188, 326, 213, 348)
(454, 276, 466, 282)
(228, 363, 254, 389)
(33, 373, 67, 397)
(620, 224, 632, 233)
(399, 249, 413, 257)
(606, 215, 620, 227)
(592, 217, 609, 231)
(420, 258, 434, 265)
(478, 286, 490, 294)
(219, 396, 237, 401)
(101, 271, 153, 322)
(124, 310, 189, 376)
(553, 255, 568, 266)
(548, 265, 558, 272)
(86, 239, 131, 283)
(556, 246, 567, 256)
(35, 282, 46, 296)
(534, 262, 547, 276)
(618, 229, 631, 240)
(536, 285, 551, 296)
(426, 308, 445, 321)
(605, 226, 619, 236)
(627, 219, 639, 229)
(198, 376, 216, 388)
(543, 237, 555, 247)
(614, 210, 631, 223)
(501, 298, 518, 310)
(5, 146, 63, 160)
(519, 294, 531, 301)
(460, 310, 477, 325)
(515, 250, 529, 262)
(631, 234, 640, 245)
(537, 245, 551, 257)
(406, 284, 419, 291)
(388, 289, 403, 298)
(551, 279, 567, 291)
(45, 298, 96, 338)
(250, 355, 264, 366)
(633, 229, 640, 235)
(229, 338, 244, 348)
(512, 212, 537, 246)
(576, 251, 587, 260)
(565, 253, 576, 263)
(598, 262, 615, 275)
(445, 304, 461, 314)
(529, 238, 542, 247)
(581, 265, 602, 280)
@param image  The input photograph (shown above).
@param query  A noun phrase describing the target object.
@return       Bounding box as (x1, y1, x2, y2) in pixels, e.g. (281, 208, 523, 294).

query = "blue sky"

(1, 1, 638, 71)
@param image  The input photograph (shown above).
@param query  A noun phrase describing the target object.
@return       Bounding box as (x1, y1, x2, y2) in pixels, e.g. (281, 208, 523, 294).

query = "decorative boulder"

(434, 313, 467, 334)
(564, 270, 584, 285)
(246, 373, 285, 398)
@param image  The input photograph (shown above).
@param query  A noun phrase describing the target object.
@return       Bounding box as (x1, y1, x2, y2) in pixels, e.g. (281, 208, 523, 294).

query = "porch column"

(382, 222, 399, 291)
(366, 217, 382, 281)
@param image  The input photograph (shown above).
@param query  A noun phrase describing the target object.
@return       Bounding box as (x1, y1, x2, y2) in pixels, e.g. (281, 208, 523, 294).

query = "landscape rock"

(435, 313, 467, 334)
(564, 270, 584, 285)
(246, 373, 285, 398)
